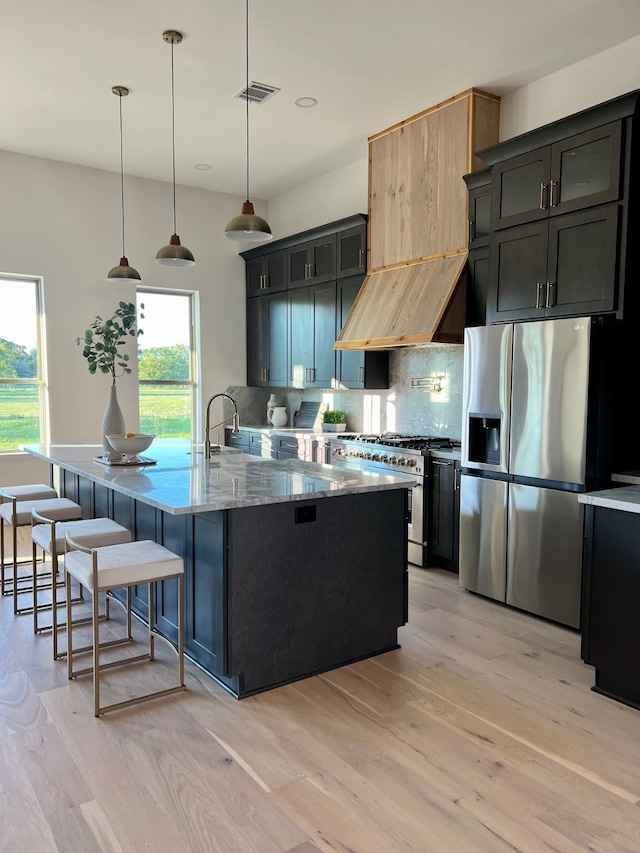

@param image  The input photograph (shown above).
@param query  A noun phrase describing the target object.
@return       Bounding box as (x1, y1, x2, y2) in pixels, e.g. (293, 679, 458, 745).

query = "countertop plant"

(79, 301, 144, 383)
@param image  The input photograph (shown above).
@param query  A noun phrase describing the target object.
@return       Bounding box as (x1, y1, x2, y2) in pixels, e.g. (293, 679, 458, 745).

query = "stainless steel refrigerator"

(459, 316, 611, 629)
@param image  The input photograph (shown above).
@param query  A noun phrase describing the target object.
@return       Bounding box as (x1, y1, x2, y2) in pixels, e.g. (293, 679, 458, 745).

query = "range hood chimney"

(335, 88, 500, 351)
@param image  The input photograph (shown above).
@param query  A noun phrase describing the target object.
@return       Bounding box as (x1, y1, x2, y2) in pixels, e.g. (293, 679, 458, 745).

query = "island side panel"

(226, 487, 409, 697)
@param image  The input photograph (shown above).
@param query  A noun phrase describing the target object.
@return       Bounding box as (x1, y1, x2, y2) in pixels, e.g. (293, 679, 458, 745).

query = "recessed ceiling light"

(295, 97, 317, 108)
(194, 163, 211, 170)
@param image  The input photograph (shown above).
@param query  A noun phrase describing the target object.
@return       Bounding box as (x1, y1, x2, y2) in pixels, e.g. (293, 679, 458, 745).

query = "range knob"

(372, 454, 380, 461)
(388, 456, 398, 465)
(407, 458, 416, 468)
(380, 455, 389, 463)
(364, 452, 373, 460)
(397, 458, 407, 466)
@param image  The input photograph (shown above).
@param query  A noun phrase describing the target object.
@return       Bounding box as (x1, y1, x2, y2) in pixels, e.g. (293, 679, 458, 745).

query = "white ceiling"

(4, 0, 640, 201)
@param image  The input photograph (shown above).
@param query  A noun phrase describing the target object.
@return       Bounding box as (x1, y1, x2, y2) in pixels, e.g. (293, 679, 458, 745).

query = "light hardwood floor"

(2, 530, 640, 852)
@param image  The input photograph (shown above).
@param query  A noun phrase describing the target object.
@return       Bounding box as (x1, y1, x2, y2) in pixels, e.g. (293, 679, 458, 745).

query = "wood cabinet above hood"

(335, 88, 499, 350)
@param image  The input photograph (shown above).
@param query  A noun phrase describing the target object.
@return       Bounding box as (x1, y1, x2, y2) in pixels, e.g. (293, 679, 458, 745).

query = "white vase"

(101, 383, 125, 460)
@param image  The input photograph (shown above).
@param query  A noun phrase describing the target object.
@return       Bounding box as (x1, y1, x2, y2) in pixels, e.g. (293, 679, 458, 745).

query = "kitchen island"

(23, 441, 413, 698)
(579, 482, 640, 710)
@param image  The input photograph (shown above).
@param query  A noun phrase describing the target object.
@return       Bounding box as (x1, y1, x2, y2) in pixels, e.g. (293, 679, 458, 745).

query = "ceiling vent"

(236, 81, 280, 104)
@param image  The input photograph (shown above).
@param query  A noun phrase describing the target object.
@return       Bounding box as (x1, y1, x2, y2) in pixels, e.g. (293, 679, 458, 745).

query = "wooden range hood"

(335, 88, 500, 350)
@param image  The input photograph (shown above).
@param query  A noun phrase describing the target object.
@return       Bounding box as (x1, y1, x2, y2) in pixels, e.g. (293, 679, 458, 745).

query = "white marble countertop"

(22, 441, 417, 516)
(578, 485, 640, 514)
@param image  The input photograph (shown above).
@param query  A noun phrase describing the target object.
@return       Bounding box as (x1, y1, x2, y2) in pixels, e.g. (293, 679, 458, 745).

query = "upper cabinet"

(490, 123, 622, 230)
(246, 250, 286, 297)
(336, 224, 367, 278)
(471, 89, 640, 326)
(287, 235, 336, 288)
(241, 214, 389, 390)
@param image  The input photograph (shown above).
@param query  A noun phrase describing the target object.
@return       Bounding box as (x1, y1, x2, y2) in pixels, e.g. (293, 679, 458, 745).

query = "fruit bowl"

(106, 433, 155, 461)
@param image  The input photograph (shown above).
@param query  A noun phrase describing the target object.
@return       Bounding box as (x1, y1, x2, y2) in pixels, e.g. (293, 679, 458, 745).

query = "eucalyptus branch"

(79, 301, 144, 383)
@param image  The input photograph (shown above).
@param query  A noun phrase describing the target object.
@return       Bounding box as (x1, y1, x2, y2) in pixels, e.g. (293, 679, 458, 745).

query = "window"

(0, 276, 45, 452)
(137, 288, 197, 441)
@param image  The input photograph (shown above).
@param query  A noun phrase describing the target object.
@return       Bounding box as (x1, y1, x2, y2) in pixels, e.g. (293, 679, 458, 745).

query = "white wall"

(268, 158, 368, 238)
(500, 35, 640, 140)
(0, 150, 265, 484)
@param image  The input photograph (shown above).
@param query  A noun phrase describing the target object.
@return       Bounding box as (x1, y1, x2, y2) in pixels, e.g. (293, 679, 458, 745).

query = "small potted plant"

(322, 409, 347, 432)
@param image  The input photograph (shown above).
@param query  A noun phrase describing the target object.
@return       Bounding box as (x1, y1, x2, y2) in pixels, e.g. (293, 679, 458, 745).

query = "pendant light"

(156, 30, 195, 266)
(224, 0, 273, 243)
(107, 86, 141, 283)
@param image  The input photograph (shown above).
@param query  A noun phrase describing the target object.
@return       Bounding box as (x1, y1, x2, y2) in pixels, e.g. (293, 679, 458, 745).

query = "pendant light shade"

(107, 86, 141, 284)
(156, 30, 195, 267)
(224, 0, 272, 243)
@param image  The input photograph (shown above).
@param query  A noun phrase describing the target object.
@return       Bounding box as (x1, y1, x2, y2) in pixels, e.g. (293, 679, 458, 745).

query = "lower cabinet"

(428, 457, 460, 572)
(225, 428, 250, 452)
(581, 504, 640, 710)
(250, 433, 275, 457)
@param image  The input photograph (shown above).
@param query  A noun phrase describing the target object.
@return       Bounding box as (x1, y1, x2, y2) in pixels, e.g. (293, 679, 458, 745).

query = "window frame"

(0, 274, 47, 453)
(136, 286, 199, 443)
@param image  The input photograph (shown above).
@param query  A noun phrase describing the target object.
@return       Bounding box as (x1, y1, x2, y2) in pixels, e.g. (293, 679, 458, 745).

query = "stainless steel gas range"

(327, 433, 461, 567)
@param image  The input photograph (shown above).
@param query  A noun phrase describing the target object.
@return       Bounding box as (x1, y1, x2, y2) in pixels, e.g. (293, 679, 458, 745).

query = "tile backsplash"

(228, 344, 464, 438)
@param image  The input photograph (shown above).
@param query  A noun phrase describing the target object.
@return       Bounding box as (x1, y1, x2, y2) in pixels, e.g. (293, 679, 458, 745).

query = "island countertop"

(22, 441, 416, 516)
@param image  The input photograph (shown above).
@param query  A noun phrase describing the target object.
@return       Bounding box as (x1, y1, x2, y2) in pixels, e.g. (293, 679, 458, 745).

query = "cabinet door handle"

(432, 460, 451, 467)
(454, 467, 460, 490)
(308, 262, 315, 279)
(264, 274, 270, 290)
(539, 182, 549, 210)
(259, 274, 265, 290)
(358, 365, 365, 384)
(358, 248, 365, 268)
(546, 281, 556, 308)
(468, 219, 475, 243)
(536, 282, 545, 309)
(549, 180, 558, 208)
(309, 367, 315, 383)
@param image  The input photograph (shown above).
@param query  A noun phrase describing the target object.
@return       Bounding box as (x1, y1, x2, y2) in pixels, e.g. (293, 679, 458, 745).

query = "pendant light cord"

(170, 39, 177, 234)
(118, 92, 126, 258)
(245, 0, 250, 202)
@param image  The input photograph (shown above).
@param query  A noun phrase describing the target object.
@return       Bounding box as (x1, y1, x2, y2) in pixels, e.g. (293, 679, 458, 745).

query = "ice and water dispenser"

(467, 415, 501, 465)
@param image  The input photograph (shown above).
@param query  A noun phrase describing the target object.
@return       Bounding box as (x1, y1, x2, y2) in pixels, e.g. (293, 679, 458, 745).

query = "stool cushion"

(0, 498, 82, 527)
(65, 540, 184, 592)
(32, 517, 132, 554)
(1, 484, 57, 502)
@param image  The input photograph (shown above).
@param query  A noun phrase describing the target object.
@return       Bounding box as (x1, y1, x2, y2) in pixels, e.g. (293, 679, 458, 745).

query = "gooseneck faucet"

(204, 393, 240, 459)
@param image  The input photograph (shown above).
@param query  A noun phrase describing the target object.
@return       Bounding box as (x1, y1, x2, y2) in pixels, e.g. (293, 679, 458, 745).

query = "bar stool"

(64, 534, 186, 717)
(31, 510, 133, 660)
(0, 489, 82, 614)
(1, 484, 58, 595)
